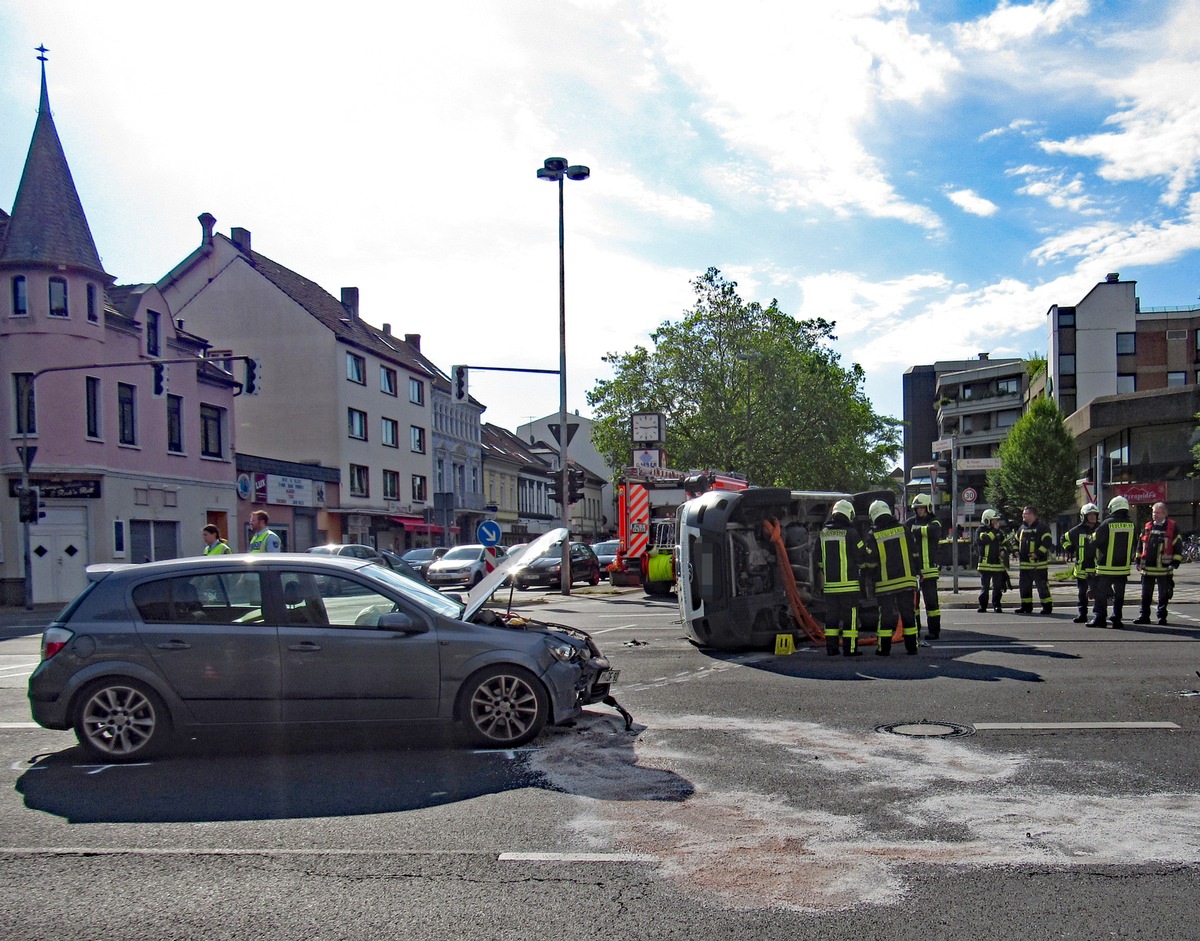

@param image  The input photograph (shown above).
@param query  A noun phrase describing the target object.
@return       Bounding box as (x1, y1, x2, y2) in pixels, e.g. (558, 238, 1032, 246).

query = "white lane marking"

(973, 721, 1181, 730)
(500, 852, 657, 863)
(0, 722, 43, 729)
(0, 663, 39, 678)
(597, 613, 677, 619)
(932, 644, 1056, 649)
(592, 625, 638, 635)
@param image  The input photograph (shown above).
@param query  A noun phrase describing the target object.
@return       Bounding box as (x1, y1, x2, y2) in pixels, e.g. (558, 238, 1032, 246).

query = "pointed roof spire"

(0, 47, 109, 279)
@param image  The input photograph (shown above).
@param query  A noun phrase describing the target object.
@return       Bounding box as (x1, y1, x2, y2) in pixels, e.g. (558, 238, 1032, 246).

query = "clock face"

(631, 413, 662, 443)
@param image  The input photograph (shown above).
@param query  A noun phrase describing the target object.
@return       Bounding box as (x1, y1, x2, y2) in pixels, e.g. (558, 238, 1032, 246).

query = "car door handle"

(156, 640, 191, 650)
(287, 642, 322, 652)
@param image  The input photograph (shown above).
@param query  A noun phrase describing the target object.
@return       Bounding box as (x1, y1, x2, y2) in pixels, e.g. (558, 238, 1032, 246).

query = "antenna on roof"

(36, 45, 49, 62)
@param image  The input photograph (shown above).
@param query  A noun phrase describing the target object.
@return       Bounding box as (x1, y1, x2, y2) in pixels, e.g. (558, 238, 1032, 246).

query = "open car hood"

(462, 527, 569, 621)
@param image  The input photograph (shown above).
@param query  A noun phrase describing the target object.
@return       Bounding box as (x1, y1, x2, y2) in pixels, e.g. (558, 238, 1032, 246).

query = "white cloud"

(979, 118, 1037, 141)
(1007, 166, 1097, 214)
(946, 188, 1000, 216)
(1031, 192, 1200, 268)
(955, 0, 1092, 52)
(601, 169, 714, 223)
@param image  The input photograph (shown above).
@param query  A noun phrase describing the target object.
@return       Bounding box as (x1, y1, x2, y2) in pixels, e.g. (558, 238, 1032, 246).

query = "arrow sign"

(477, 520, 502, 547)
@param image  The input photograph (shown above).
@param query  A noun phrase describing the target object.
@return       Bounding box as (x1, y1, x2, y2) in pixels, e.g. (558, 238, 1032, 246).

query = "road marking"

(0, 722, 43, 729)
(931, 644, 1056, 650)
(0, 663, 39, 678)
(597, 613, 676, 619)
(499, 852, 657, 863)
(0, 846, 653, 861)
(973, 721, 1181, 731)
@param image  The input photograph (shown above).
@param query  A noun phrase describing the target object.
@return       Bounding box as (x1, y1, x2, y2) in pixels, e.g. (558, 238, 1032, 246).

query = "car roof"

(85, 553, 375, 582)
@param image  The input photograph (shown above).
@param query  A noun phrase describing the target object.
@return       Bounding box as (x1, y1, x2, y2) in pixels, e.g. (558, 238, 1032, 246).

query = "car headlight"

(548, 642, 577, 663)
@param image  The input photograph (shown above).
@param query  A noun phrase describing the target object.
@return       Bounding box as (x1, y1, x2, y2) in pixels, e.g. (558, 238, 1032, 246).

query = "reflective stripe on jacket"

(1017, 521, 1052, 570)
(204, 541, 232, 555)
(819, 522, 865, 594)
(1094, 517, 1136, 576)
(1062, 522, 1096, 575)
(1140, 519, 1181, 576)
(905, 514, 942, 577)
(870, 524, 918, 593)
(977, 528, 1005, 572)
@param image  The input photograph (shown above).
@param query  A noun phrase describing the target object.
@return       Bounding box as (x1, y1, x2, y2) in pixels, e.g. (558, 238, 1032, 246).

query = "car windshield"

(307, 546, 337, 555)
(402, 548, 436, 561)
(442, 547, 481, 561)
(594, 541, 618, 554)
(366, 564, 464, 618)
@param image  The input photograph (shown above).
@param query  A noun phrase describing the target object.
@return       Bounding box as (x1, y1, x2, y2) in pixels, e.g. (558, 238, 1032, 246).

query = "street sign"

(957, 457, 1002, 471)
(476, 520, 502, 547)
(932, 438, 954, 452)
(962, 487, 978, 504)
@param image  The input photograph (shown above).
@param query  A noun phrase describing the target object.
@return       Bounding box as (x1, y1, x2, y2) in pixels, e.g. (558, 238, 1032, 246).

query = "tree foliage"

(586, 268, 900, 491)
(985, 396, 1077, 520)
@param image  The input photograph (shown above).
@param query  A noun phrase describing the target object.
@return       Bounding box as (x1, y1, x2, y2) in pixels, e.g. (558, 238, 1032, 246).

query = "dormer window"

(49, 277, 68, 317)
(146, 311, 161, 356)
(11, 276, 28, 316)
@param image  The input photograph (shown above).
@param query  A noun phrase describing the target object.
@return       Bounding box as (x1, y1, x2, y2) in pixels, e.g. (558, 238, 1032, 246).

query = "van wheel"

(73, 679, 171, 762)
(459, 665, 549, 747)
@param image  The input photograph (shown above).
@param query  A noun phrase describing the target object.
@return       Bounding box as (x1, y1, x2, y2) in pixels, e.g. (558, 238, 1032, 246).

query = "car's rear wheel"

(459, 665, 549, 747)
(73, 678, 171, 762)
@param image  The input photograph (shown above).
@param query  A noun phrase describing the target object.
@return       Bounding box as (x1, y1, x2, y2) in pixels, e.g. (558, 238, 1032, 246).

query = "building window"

(1058, 354, 1076, 375)
(146, 311, 161, 356)
(381, 366, 397, 396)
(383, 469, 400, 500)
(997, 377, 1019, 395)
(87, 284, 98, 323)
(85, 376, 101, 438)
(1167, 371, 1188, 387)
(118, 382, 137, 445)
(412, 474, 428, 502)
(167, 394, 183, 453)
(348, 408, 368, 440)
(409, 377, 424, 406)
(411, 425, 426, 453)
(11, 276, 28, 316)
(349, 463, 370, 498)
(1058, 310, 1075, 327)
(200, 404, 224, 457)
(1116, 373, 1136, 394)
(347, 352, 366, 384)
(381, 417, 399, 448)
(48, 277, 68, 317)
(997, 408, 1021, 429)
(1116, 332, 1136, 355)
(14, 373, 35, 434)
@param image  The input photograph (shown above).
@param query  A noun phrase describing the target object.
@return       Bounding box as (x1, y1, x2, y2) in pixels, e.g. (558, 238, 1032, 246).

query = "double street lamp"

(537, 156, 589, 594)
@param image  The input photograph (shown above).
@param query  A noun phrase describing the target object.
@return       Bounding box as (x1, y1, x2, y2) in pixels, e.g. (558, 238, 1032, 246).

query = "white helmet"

(981, 508, 1000, 523)
(832, 499, 855, 520)
(868, 500, 891, 523)
(1080, 503, 1099, 520)
(1108, 495, 1130, 514)
(911, 493, 933, 511)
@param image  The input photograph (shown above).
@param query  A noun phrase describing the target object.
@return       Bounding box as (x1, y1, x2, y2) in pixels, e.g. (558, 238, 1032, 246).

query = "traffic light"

(18, 487, 40, 523)
(243, 357, 261, 396)
(547, 474, 564, 505)
(152, 362, 168, 398)
(452, 365, 468, 402)
(568, 468, 585, 504)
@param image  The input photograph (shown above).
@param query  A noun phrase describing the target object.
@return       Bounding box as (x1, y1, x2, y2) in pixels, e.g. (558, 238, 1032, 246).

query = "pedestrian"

(1062, 503, 1099, 623)
(1135, 501, 1182, 626)
(1015, 506, 1054, 615)
(905, 493, 943, 639)
(248, 510, 282, 552)
(1089, 495, 1137, 629)
(862, 499, 919, 656)
(819, 499, 868, 656)
(201, 524, 232, 555)
(976, 508, 1006, 613)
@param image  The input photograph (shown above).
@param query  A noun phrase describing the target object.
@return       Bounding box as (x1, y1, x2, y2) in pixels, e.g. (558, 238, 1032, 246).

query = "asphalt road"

(2, 573, 1198, 940)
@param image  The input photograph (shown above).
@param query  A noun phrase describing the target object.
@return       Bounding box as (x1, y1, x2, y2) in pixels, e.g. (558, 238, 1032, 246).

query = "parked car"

(400, 546, 448, 580)
(28, 531, 616, 761)
(591, 540, 620, 578)
(513, 541, 601, 590)
(426, 545, 505, 588)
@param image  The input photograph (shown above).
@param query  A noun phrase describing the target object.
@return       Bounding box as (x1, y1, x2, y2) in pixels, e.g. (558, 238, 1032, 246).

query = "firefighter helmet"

(911, 493, 933, 511)
(1080, 502, 1100, 519)
(868, 499, 891, 523)
(832, 499, 855, 520)
(981, 508, 1000, 523)
(1107, 495, 1130, 514)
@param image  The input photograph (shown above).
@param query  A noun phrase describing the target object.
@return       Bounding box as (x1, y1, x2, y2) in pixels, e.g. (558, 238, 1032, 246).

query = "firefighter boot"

(842, 637, 861, 657)
(875, 637, 891, 657)
(904, 635, 919, 655)
(926, 616, 941, 640)
(1133, 611, 1151, 625)
(826, 637, 840, 656)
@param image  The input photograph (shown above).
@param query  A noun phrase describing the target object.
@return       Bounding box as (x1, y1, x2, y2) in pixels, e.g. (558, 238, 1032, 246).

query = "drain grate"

(876, 719, 975, 738)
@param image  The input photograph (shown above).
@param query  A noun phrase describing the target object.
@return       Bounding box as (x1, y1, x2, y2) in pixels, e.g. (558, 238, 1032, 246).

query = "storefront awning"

(391, 516, 459, 535)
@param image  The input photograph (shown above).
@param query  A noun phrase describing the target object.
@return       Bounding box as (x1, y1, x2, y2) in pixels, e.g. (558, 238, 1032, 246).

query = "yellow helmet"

(868, 500, 891, 523)
(832, 499, 855, 520)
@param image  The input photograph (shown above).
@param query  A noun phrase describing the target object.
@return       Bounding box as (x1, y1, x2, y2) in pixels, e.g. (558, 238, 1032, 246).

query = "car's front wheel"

(459, 665, 549, 747)
(73, 678, 171, 762)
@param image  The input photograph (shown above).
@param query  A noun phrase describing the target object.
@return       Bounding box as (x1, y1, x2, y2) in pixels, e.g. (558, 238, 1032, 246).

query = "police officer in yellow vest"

(863, 499, 919, 656)
(1135, 501, 1182, 626)
(1062, 503, 1099, 623)
(1089, 495, 1136, 628)
(202, 524, 232, 555)
(976, 508, 1007, 613)
(248, 509, 282, 552)
(905, 493, 942, 639)
(1015, 505, 1054, 615)
(819, 499, 868, 657)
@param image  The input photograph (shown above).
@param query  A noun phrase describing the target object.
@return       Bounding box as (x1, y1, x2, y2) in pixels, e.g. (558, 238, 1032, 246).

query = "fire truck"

(613, 468, 748, 594)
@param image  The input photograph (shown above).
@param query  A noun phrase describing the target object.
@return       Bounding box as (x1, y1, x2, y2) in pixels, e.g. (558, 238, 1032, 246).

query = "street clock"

(631, 412, 665, 444)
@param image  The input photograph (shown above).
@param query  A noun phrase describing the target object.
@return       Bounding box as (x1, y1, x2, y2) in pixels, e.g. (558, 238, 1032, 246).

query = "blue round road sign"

(477, 520, 502, 546)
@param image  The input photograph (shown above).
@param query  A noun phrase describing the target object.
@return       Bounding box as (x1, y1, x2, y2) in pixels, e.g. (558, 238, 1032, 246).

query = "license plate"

(599, 669, 620, 684)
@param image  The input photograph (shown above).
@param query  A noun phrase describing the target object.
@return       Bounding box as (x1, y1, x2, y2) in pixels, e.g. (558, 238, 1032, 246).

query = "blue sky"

(3, 0, 1200, 436)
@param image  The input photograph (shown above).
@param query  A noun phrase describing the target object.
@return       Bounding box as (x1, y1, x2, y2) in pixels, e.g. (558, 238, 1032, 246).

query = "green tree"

(587, 268, 900, 491)
(985, 396, 1077, 519)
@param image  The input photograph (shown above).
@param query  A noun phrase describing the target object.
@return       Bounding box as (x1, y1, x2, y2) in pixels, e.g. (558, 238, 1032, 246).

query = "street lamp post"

(537, 156, 589, 594)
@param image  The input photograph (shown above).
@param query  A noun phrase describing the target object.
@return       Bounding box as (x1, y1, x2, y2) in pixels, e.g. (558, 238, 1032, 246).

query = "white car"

(425, 544, 506, 588)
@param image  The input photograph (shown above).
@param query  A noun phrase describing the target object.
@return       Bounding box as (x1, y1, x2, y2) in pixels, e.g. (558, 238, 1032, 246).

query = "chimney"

(978, 352, 989, 361)
(1106, 272, 1120, 283)
(382, 323, 391, 336)
(198, 212, 216, 246)
(341, 287, 359, 319)
(231, 227, 252, 253)
(405, 333, 421, 351)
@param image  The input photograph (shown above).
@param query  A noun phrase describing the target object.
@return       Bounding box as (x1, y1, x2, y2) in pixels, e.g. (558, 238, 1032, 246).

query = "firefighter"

(819, 499, 868, 657)
(248, 510, 282, 552)
(1089, 495, 1136, 628)
(1062, 503, 1099, 623)
(1135, 501, 1182, 625)
(202, 524, 233, 555)
(906, 493, 943, 639)
(1015, 506, 1054, 614)
(976, 509, 1007, 613)
(862, 499, 919, 656)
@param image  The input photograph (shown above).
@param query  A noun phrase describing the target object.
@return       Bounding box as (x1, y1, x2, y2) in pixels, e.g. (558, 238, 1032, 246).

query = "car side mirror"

(378, 612, 428, 634)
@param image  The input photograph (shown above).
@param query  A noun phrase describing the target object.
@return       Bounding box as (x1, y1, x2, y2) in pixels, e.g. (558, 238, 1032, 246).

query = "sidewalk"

(936, 561, 1200, 607)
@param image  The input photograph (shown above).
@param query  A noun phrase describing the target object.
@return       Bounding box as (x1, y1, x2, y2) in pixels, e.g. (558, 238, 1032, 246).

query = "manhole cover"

(876, 720, 975, 738)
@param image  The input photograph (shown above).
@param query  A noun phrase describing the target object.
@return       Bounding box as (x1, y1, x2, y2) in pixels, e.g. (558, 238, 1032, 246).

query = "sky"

(3, 0, 1200, 436)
